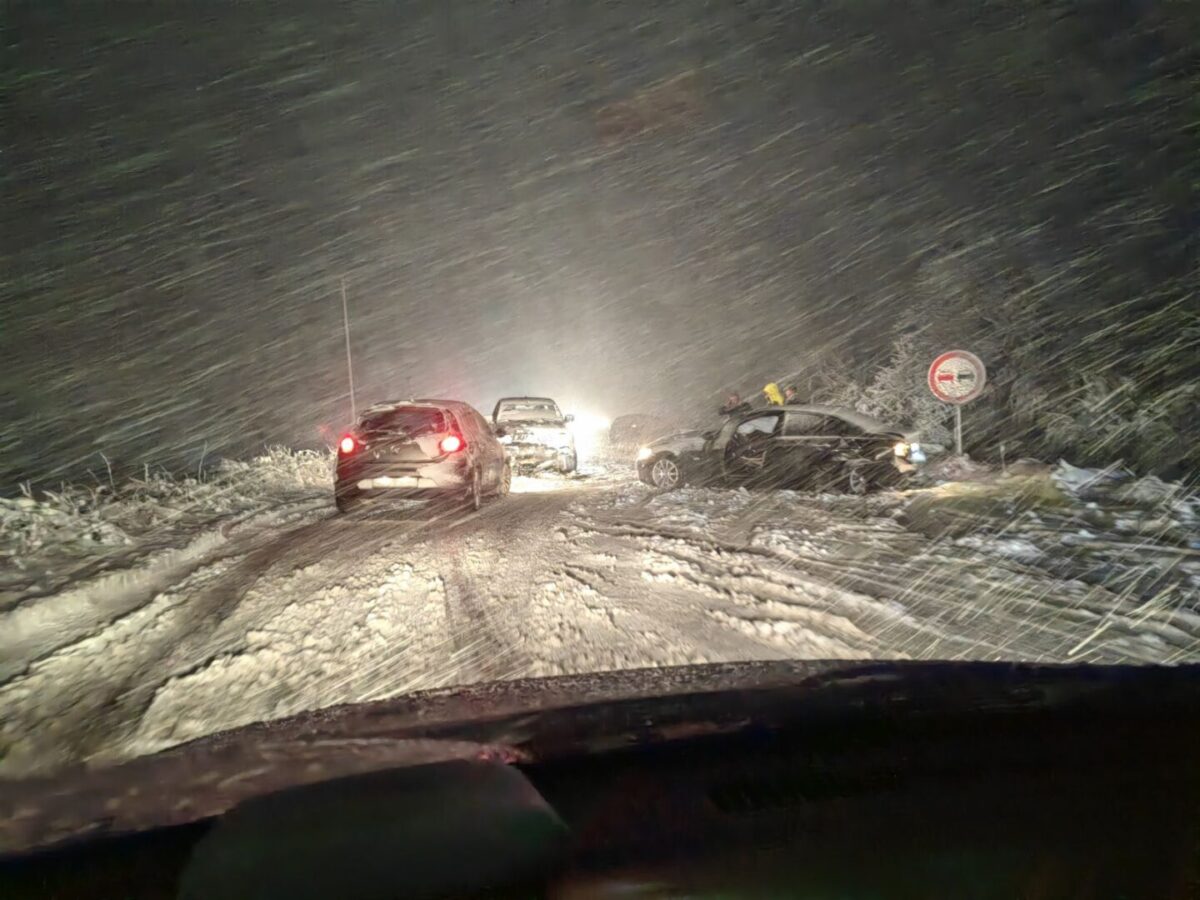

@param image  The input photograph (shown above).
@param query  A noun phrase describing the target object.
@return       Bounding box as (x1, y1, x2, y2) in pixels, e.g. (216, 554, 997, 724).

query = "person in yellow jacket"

(762, 382, 785, 406)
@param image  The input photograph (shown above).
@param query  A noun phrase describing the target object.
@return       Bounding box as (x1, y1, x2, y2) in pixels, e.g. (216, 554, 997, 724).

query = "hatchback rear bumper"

(352, 474, 446, 491)
(336, 458, 469, 496)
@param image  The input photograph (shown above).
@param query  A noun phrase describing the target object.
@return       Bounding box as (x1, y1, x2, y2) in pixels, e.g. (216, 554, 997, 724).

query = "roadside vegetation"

(795, 1, 1198, 479)
(1, 448, 331, 599)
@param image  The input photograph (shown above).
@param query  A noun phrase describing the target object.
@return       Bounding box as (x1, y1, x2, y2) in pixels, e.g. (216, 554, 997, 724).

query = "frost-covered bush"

(806, 231, 1198, 479)
(1029, 377, 1197, 477)
(1, 488, 133, 566)
(217, 446, 334, 493)
(1, 448, 333, 580)
(818, 335, 952, 446)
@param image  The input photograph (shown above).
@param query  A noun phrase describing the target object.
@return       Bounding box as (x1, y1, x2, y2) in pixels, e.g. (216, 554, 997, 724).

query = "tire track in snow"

(0, 493, 331, 612)
(0, 499, 331, 682)
(426, 498, 558, 686)
(440, 566, 532, 685)
(112, 493, 573, 763)
(8, 468, 1194, 778)
(0, 498, 526, 773)
(123, 558, 456, 760)
(583, 486, 1200, 664)
(0, 557, 245, 776)
(564, 510, 909, 659)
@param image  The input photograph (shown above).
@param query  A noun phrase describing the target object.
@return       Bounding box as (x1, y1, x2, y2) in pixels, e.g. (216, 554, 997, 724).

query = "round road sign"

(928, 350, 986, 405)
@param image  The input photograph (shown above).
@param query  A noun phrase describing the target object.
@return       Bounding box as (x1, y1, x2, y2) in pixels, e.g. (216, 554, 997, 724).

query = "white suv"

(491, 396, 576, 474)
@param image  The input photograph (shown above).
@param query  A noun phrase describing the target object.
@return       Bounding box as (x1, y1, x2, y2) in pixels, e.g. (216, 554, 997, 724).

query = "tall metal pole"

(340, 277, 357, 420)
(954, 405, 963, 457)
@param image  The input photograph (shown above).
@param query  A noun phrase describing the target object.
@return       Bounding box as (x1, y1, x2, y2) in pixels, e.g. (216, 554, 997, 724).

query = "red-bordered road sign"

(928, 350, 986, 404)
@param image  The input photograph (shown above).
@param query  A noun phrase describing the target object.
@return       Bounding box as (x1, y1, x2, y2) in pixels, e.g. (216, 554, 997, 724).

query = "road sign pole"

(340, 276, 357, 420)
(928, 350, 986, 459)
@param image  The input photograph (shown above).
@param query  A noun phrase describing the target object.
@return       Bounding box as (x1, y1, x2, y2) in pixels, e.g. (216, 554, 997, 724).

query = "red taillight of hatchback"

(439, 434, 465, 454)
(338, 434, 358, 455)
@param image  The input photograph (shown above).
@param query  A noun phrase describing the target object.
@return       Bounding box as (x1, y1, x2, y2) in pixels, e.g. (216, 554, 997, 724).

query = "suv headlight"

(636, 446, 654, 461)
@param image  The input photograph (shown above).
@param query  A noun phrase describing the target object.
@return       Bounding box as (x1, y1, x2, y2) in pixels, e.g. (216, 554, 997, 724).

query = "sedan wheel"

(497, 462, 512, 497)
(649, 456, 682, 490)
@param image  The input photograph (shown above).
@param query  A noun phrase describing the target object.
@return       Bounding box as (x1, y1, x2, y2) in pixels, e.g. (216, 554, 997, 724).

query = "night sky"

(3, 1, 1197, 487)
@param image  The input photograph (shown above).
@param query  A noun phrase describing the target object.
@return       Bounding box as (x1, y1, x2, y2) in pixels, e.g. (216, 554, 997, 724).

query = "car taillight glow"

(339, 435, 357, 454)
(439, 434, 464, 454)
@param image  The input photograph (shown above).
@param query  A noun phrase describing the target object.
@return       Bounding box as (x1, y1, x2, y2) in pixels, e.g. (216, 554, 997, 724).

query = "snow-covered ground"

(0, 450, 1196, 777)
(1, 448, 333, 603)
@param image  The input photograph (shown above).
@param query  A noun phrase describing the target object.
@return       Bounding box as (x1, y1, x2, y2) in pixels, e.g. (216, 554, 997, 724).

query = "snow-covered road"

(2, 461, 1197, 777)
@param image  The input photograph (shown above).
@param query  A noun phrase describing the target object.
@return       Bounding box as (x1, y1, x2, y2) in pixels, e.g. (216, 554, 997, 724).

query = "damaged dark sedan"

(635, 404, 925, 492)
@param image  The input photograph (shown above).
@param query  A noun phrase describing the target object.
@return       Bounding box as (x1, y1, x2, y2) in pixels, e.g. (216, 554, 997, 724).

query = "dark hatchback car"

(334, 400, 510, 513)
(636, 404, 925, 492)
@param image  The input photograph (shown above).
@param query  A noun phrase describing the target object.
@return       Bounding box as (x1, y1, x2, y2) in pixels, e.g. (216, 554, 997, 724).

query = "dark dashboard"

(3, 662, 1198, 899)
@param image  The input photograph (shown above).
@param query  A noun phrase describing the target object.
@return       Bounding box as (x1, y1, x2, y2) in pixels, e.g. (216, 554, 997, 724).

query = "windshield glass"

(1, 0, 1196, 797)
(496, 401, 563, 423)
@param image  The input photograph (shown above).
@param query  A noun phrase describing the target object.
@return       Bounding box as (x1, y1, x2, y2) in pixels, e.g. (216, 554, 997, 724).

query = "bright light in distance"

(636, 446, 654, 461)
(339, 435, 357, 454)
(569, 411, 611, 432)
(566, 410, 611, 462)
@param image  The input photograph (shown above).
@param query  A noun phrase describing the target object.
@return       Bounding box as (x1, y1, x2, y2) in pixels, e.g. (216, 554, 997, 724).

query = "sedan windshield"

(496, 402, 562, 423)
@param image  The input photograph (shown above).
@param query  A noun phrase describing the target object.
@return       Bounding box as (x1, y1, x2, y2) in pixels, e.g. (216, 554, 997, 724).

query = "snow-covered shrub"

(217, 446, 334, 493)
(815, 335, 952, 445)
(801, 230, 1197, 480)
(1031, 376, 1197, 479)
(1, 490, 133, 565)
(1, 448, 334, 583)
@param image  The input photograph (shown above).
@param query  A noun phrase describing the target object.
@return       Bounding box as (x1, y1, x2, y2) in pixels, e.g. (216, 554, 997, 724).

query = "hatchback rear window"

(359, 407, 447, 437)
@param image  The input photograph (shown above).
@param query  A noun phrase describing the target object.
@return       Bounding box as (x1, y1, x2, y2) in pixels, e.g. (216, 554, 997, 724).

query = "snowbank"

(2, 448, 333, 598)
(893, 461, 1199, 614)
(901, 475, 1070, 538)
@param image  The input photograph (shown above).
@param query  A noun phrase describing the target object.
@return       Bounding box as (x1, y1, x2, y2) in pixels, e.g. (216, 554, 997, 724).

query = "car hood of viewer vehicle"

(8, 660, 1193, 859)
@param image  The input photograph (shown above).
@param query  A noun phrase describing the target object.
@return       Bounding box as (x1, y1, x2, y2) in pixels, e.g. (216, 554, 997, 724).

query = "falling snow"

(1, 2, 1198, 779)
(3, 2, 1197, 485)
